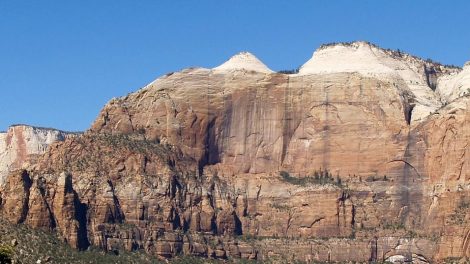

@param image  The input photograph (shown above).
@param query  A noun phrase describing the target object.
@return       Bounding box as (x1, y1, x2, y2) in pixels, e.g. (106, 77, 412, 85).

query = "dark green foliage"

(444, 257, 463, 264)
(137, 127, 146, 135)
(0, 217, 162, 264)
(278, 68, 299, 74)
(70, 133, 174, 173)
(271, 202, 291, 211)
(382, 222, 406, 230)
(100, 133, 165, 154)
(0, 244, 13, 263)
(450, 198, 470, 225)
(279, 169, 342, 187)
(459, 199, 470, 210)
(365, 175, 389, 182)
(171, 255, 259, 264)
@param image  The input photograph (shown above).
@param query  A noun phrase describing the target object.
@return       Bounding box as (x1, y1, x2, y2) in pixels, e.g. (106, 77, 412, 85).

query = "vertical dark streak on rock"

(322, 85, 331, 170)
(424, 64, 438, 91)
(400, 129, 425, 261)
(369, 237, 378, 262)
(281, 76, 292, 164)
(400, 130, 412, 224)
(198, 80, 220, 175)
(37, 177, 57, 229)
(106, 180, 124, 223)
(234, 212, 243, 235)
(221, 92, 233, 161)
(18, 170, 32, 223)
(73, 192, 90, 250)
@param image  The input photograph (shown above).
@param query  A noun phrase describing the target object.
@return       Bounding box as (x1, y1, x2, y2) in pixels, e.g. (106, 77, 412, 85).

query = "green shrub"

(279, 169, 342, 187)
(278, 68, 299, 74)
(458, 199, 470, 209)
(0, 244, 13, 263)
(365, 175, 389, 182)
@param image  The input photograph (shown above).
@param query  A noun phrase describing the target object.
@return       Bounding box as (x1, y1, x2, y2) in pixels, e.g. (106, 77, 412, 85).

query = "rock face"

(92, 69, 411, 178)
(437, 62, 470, 102)
(410, 96, 470, 260)
(299, 41, 460, 122)
(213, 52, 274, 73)
(0, 125, 78, 184)
(0, 41, 469, 263)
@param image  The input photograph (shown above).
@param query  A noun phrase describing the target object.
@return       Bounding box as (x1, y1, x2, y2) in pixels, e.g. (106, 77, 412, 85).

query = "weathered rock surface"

(0, 125, 78, 184)
(437, 62, 470, 103)
(91, 69, 413, 180)
(0, 42, 469, 263)
(299, 41, 459, 122)
(213, 51, 274, 73)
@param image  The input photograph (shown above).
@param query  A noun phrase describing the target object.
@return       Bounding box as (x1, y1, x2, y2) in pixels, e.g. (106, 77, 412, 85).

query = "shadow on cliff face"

(73, 192, 90, 250)
(64, 173, 91, 250)
(198, 117, 220, 175)
(198, 79, 224, 175)
(281, 76, 293, 164)
(401, 130, 424, 229)
(385, 128, 425, 236)
(399, 129, 424, 262)
(18, 170, 32, 224)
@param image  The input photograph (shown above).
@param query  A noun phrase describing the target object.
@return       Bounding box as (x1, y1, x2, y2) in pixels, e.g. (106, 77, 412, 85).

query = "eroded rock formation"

(0, 125, 78, 184)
(0, 41, 469, 263)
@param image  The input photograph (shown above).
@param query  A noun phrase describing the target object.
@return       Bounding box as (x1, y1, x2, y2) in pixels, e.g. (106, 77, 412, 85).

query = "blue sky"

(1, 1, 469, 131)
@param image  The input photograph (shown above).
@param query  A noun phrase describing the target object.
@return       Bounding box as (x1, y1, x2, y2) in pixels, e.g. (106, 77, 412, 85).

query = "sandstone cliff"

(299, 41, 460, 122)
(437, 62, 470, 103)
(0, 125, 78, 185)
(0, 42, 469, 263)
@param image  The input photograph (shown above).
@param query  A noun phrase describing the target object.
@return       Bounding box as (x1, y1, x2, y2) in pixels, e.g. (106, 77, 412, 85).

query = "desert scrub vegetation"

(65, 133, 180, 173)
(0, 216, 273, 263)
(278, 68, 299, 74)
(443, 257, 464, 264)
(172, 255, 260, 264)
(381, 221, 406, 231)
(271, 202, 291, 211)
(279, 169, 343, 187)
(72, 133, 171, 157)
(98, 133, 170, 155)
(449, 198, 470, 225)
(381, 221, 421, 238)
(0, 244, 13, 263)
(0, 217, 163, 263)
(365, 175, 390, 182)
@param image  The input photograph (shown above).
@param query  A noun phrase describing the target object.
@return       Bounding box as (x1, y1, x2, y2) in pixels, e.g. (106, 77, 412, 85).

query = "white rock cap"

(298, 41, 395, 75)
(213, 52, 273, 73)
(464, 61, 470, 69)
(437, 60, 470, 102)
(297, 41, 457, 123)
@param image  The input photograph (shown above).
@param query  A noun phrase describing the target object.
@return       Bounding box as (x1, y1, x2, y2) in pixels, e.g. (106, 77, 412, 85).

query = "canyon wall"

(0, 125, 78, 184)
(0, 42, 469, 263)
